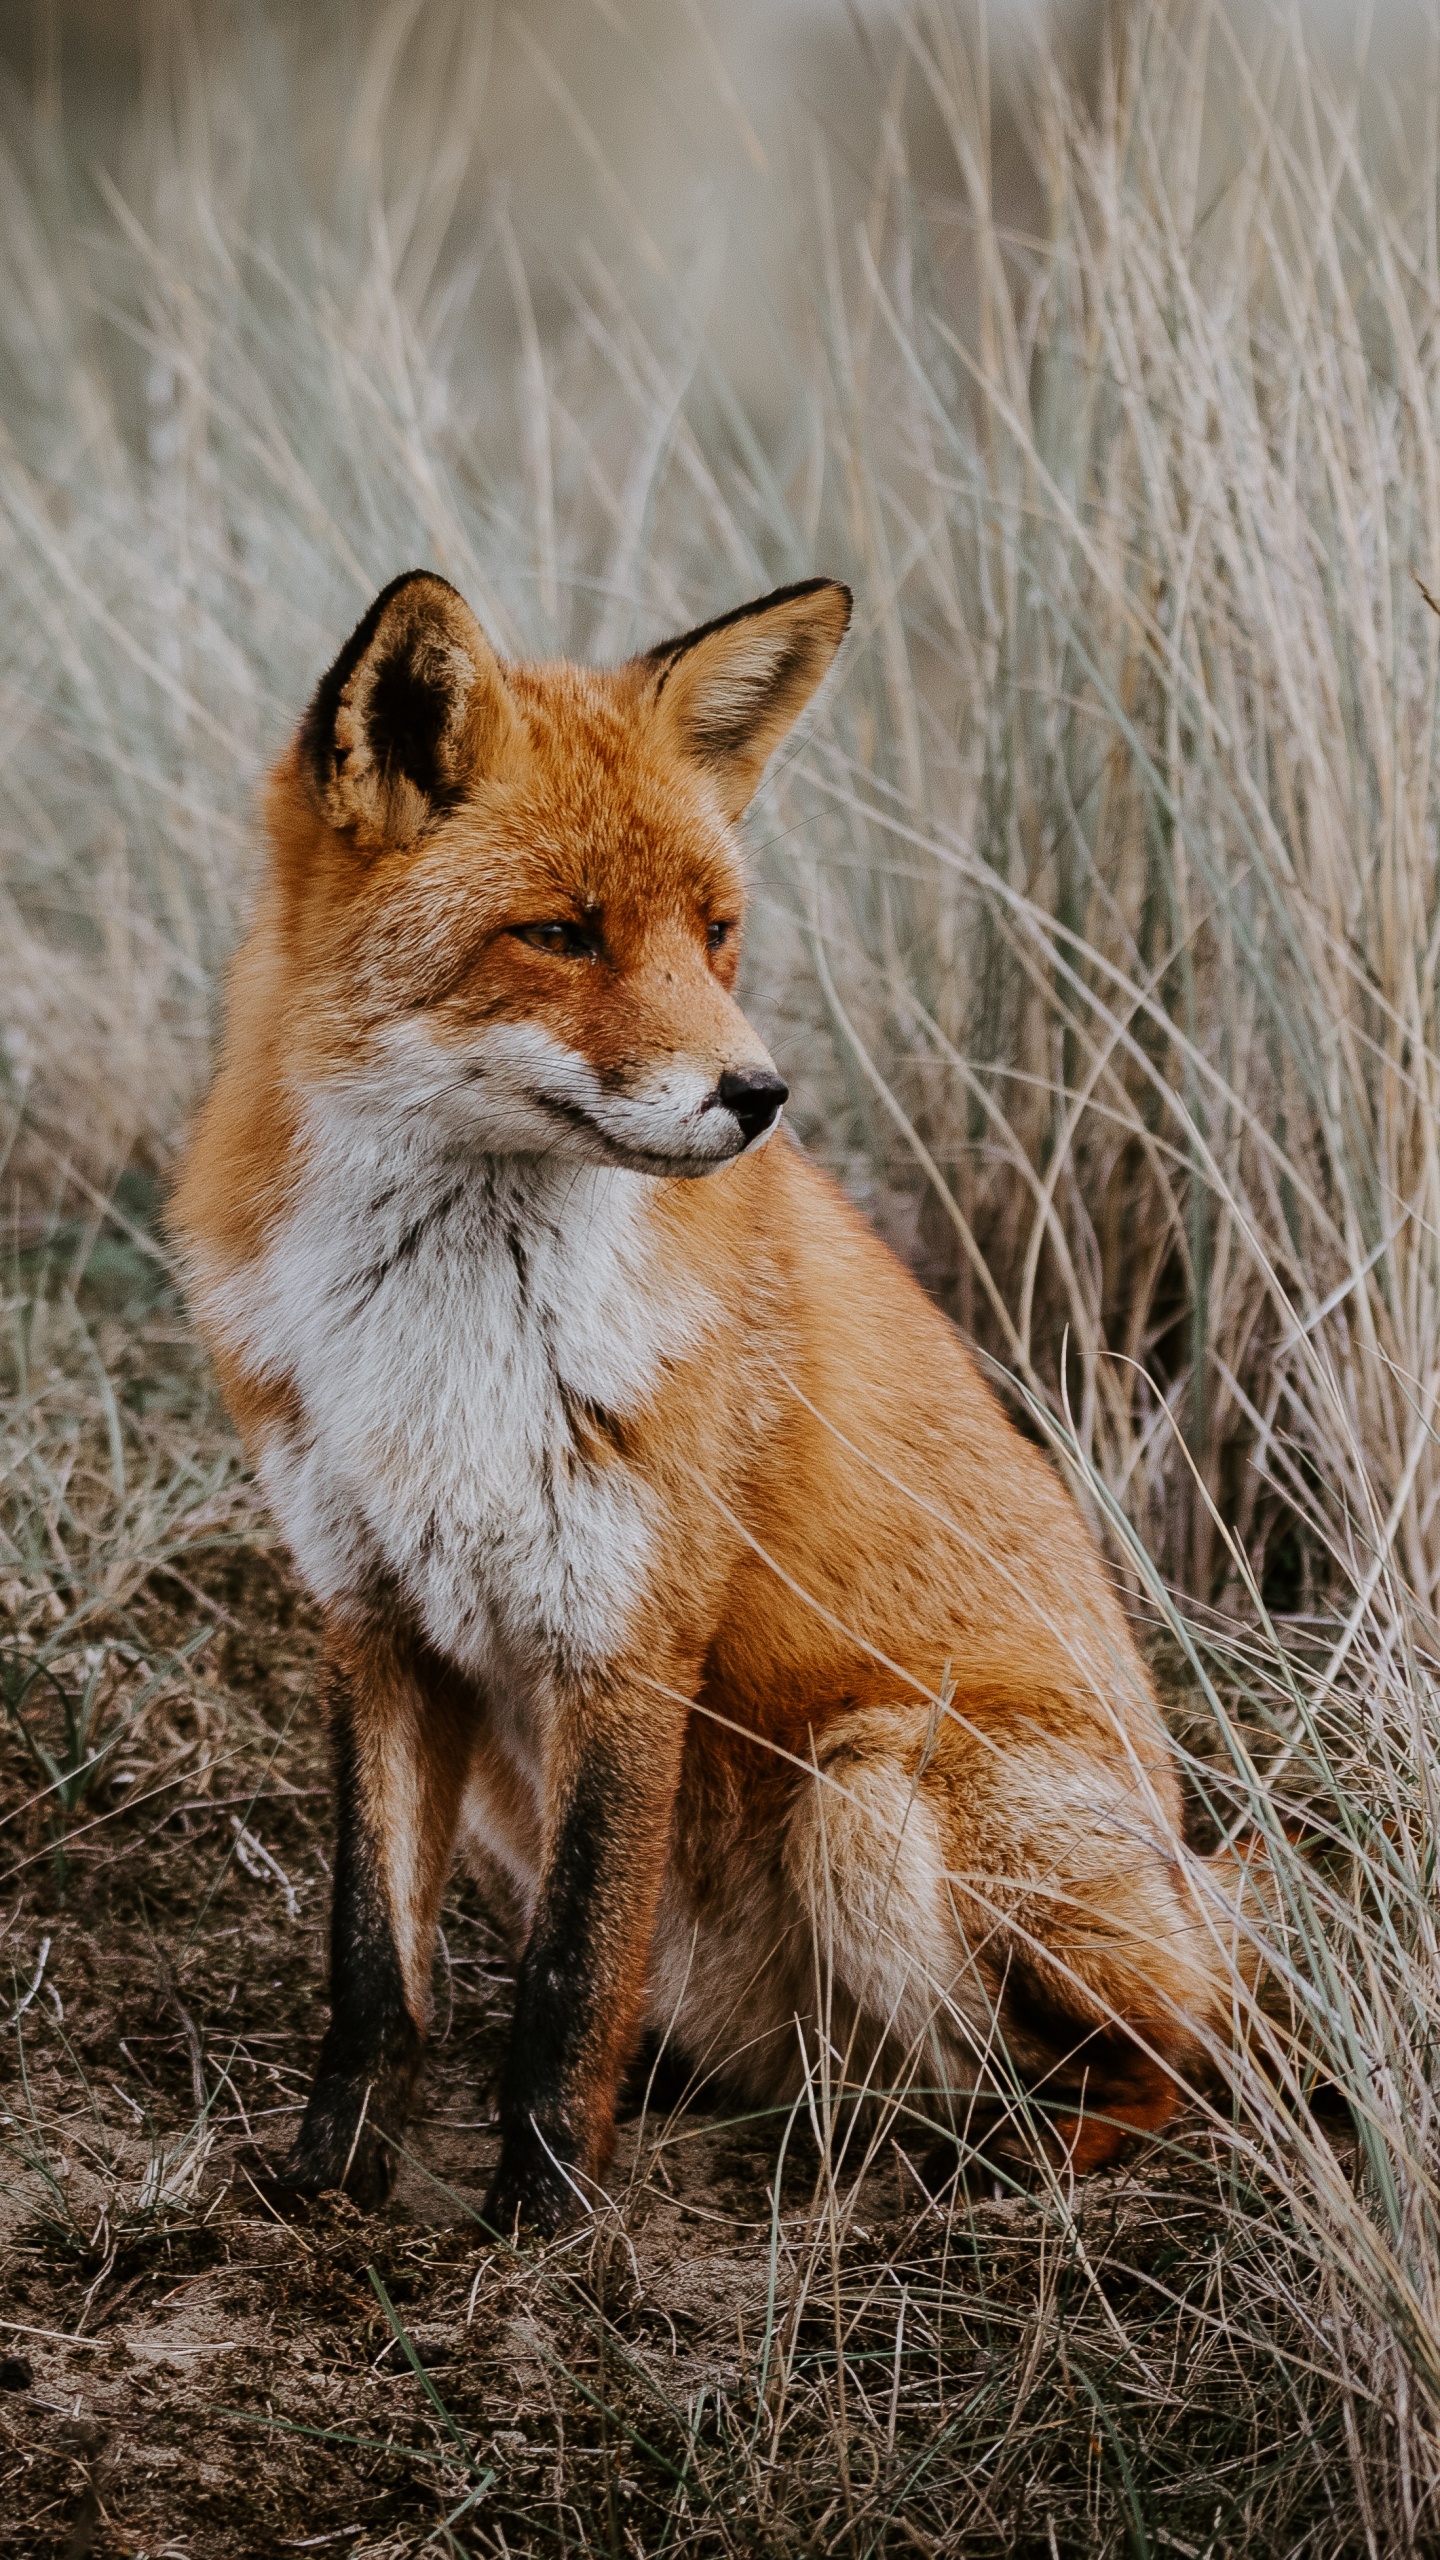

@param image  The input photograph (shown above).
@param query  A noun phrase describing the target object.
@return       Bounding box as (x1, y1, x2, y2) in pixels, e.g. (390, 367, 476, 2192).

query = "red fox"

(175, 569, 1229, 2232)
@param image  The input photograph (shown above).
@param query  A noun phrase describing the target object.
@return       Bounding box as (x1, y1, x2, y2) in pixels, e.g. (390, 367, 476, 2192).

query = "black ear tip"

(641, 573, 856, 678)
(779, 572, 851, 629)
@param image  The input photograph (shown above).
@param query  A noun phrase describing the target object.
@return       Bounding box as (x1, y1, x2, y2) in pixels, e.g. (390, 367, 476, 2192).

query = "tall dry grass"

(7, 0, 1440, 2548)
(799, 0, 1440, 1623)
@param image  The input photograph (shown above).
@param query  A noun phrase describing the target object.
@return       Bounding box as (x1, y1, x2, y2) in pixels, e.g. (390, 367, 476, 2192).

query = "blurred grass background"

(6, 0, 1440, 1605)
(8, 2, 1440, 2551)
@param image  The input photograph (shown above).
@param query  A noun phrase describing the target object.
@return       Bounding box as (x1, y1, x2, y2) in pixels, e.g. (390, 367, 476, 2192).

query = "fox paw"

(268, 2075, 403, 2213)
(483, 2138, 583, 2241)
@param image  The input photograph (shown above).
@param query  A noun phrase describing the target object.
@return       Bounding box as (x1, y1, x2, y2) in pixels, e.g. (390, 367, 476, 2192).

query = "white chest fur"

(202, 1090, 710, 1695)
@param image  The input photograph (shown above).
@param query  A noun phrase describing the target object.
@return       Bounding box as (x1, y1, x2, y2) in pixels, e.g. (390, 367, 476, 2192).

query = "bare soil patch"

(0, 1297, 1371, 2557)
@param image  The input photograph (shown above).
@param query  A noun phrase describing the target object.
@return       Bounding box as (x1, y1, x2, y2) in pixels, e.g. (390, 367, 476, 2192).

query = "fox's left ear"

(639, 577, 851, 819)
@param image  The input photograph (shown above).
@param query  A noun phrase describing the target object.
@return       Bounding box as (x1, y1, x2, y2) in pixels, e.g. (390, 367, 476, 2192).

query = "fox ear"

(300, 571, 520, 848)
(641, 577, 851, 819)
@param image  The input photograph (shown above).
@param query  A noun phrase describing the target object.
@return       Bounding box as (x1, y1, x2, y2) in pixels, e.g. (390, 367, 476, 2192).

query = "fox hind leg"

(782, 1706, 1214, 2176)
(782, 1723, 1001, 2112)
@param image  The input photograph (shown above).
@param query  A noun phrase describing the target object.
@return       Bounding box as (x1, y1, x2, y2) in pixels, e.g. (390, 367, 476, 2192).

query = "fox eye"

(513, 919, 602, 960)
(707, 919, 735, 953)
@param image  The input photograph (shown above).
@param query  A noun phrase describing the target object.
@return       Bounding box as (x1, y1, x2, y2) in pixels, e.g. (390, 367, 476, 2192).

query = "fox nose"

(715, 1067, 789, 1146)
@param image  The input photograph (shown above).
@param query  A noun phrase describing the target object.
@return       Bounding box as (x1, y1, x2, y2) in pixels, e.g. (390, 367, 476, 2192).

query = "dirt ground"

(0, 1293, 1364, 2560)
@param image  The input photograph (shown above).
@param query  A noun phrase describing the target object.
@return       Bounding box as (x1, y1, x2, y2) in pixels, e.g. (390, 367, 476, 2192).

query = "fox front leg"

(485, 1693, 685, 2237)
(281, 1624, 472, 2209)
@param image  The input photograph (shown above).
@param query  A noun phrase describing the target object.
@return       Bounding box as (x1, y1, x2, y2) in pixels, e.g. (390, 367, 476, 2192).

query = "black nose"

(715, 1067, 789, 1146)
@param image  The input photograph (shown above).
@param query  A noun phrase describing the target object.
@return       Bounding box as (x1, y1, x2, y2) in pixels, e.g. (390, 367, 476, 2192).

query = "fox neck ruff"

(198, 1086, 716, 1693)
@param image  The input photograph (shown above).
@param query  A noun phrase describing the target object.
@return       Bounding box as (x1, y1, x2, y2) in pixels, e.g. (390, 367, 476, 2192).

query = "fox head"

(267, 569, 850, 1178)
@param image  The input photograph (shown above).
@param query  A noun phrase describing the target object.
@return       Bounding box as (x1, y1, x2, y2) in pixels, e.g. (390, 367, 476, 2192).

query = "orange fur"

(175, 571, 1224, 2224)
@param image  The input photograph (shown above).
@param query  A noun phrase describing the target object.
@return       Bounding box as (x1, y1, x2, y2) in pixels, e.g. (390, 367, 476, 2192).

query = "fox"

(174, 566, 1234, 2235)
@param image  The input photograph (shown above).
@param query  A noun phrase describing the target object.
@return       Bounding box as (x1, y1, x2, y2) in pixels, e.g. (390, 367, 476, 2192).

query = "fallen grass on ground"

(1, 1188, 1433, 2559)
(5, 1, 1440, 2552)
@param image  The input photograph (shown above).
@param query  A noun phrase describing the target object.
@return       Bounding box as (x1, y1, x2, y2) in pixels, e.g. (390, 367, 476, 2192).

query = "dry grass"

(6, 2, 1440, 2552)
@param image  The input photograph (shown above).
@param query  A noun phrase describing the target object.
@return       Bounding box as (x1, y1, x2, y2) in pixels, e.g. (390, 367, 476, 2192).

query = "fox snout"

(590, 1048, 789, 1175)
(583, 958, 791, 1173)
(454, 1010, 789, 1179)
(708, 1067, 789, 1146)
(573, 939, 791, 1173)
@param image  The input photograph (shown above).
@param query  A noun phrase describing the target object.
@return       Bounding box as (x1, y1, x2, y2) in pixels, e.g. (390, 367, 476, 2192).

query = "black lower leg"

(280, 1681, 422, 2209)
(485, 1885, 598, 2237)
(485, 1753, 640, 2238)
